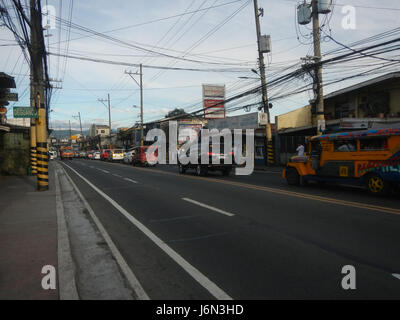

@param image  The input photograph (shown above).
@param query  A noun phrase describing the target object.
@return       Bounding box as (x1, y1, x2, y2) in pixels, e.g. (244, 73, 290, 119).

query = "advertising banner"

(202, 84, 225, 119)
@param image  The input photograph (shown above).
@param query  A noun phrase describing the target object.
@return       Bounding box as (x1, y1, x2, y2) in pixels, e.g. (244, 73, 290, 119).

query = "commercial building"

(89, 124, 110, 137)
(276, 72, 400, 164)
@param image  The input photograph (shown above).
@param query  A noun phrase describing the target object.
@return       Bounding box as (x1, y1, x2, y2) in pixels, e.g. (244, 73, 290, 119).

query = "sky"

(1, 0, 400, 131)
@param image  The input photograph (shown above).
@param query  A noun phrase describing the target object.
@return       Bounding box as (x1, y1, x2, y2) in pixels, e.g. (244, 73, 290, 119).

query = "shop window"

(360, 138, 388, 151)
(334, 140, 356, 152)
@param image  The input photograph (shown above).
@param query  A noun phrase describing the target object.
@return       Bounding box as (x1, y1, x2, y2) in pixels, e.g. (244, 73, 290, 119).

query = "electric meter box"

(260, 35, 271, 53)
(297, 3, 311, 25)
(318, 0, 332, 14)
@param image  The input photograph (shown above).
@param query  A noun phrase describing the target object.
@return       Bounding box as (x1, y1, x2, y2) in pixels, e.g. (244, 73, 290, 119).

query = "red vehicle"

(132, 146, 157, 166)
(60, 146, 74, 160)
(100, 149, 111, 160)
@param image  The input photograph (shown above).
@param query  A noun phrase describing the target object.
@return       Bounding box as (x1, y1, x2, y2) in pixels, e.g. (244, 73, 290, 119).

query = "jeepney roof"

(310, 128, 400, 141)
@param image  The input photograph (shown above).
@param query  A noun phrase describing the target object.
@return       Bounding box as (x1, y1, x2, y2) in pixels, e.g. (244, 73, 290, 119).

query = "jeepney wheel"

(366, 174, 390, 195)
(178, 164, 186, 174)
(196, 164, 206, 176)
(286, 167, 300, 186)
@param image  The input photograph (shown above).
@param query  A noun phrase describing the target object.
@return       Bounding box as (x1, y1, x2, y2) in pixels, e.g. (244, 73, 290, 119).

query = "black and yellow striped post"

(35, 93, 49, 191)
(267, 140, 274, 165)
(30, 120, 37, 175)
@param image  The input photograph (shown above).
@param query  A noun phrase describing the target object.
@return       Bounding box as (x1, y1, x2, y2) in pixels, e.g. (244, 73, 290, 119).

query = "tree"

(165, 108, 187, 118)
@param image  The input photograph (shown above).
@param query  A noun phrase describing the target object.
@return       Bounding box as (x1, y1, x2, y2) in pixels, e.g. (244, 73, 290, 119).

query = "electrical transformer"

(297, 3, 312, 25)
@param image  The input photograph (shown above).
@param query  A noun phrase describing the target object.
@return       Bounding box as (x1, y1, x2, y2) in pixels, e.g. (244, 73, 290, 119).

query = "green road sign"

(13, 107, 38, 118)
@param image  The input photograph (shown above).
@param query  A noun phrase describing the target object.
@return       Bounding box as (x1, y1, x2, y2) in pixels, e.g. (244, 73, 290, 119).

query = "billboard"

(207, 112, 268, 130)
(202, 84, 225, 119)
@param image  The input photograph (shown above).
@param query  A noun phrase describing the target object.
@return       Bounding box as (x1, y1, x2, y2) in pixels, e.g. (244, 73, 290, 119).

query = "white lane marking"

(393, 273, 400, 280)
(113, 174, 122, 178)
(124, 178, 138, 184)
(182, 198, 235, 217)
(100, 169, 109, 173)
(61, 162, 232, 300)
(61, 164, 149, 300)
(89, 166, 94, 169)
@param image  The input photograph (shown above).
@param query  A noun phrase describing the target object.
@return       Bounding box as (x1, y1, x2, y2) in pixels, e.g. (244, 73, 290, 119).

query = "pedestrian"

(296, 143, 305, 156)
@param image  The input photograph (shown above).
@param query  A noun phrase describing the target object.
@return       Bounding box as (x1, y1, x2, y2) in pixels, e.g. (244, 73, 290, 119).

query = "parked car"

(132, 146, 157, 166)
(100, 149, 111, 160)
(123, 149, 134, 164)
(60, 146, 74, 160)
(108, 149, 124, 162)
(87, 151, 93, 159)
(93, 152, 101, 160)
(79, 151, 87, 158)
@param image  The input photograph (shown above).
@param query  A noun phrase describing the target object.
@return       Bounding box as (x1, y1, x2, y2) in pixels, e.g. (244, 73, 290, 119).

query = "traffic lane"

(77, 159, 400, 274)
(99, 161, 400, 277)
(61, 160, 218, 300)
(66, 160, 400, 298)
(142, 163, 400, 210)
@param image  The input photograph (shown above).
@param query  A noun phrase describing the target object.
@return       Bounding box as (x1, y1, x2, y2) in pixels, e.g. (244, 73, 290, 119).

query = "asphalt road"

(59, 158, 400, 299)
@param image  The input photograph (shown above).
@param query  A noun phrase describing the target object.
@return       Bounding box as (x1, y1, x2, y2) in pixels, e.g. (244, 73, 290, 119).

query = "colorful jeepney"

(282, 128, 400, 194)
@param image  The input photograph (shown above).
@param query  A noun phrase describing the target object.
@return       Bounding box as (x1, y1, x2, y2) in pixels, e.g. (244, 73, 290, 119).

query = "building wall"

(0, 130, 30, 175)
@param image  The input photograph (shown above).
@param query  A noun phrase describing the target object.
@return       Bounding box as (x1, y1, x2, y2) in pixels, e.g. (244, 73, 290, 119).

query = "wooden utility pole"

(253, 0, 273, 165)
(125, 65, 144, 146)
(312, 0, 325, 135)
(31, 0, 48, 191)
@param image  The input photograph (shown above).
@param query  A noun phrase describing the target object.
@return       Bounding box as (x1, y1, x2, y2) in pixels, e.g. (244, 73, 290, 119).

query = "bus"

(60, 146, 74, 160)
(282, 128, 400, 194)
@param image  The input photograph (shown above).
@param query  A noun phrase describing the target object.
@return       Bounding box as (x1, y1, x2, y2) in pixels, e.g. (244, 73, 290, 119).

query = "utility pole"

(69, 120, 72, 146)
(98, 94, 112, 148)
(73, 112, 83, 149)
(29, 13, 37, 177)
(312, 0, 325, 135)
(30, 0, 48, 191)
(125, 64, 143, 146)
(253, 0, 273, 165)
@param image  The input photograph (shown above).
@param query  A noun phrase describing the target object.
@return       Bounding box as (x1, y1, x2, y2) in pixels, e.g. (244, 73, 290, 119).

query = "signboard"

(0, 92, 18, 101)
(13, 107, 38, 118)
(207, 112, 266, 131)
(202, 84, 225, 119)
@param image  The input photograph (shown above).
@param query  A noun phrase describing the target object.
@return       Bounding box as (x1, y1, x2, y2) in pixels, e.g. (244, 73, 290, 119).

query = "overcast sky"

(1, 0, 399, 130)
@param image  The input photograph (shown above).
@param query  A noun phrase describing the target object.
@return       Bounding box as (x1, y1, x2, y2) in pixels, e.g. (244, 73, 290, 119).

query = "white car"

(123, 149, 134, 164)
(94, 152, 101, 160)
(49, 151, 57, 160)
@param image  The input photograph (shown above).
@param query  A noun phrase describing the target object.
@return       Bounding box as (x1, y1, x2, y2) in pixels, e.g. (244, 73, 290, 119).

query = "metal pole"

(108, 93, 111, 148)
(253, 0, 273, 165)
(312, 0, 325, 135)
(140, 64, 144, 147)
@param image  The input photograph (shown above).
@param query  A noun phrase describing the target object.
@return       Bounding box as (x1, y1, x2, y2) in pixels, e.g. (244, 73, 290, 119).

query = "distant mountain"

(49, 129, 89, 139)
(49, 129, 117, 139)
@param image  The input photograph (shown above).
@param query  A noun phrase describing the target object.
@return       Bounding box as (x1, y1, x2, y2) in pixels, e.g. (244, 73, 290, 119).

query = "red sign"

(204, 99, 225, 119)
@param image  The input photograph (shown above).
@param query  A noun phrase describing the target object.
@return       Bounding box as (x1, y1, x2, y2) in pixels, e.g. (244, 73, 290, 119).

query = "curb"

(55, 165, 79, 300)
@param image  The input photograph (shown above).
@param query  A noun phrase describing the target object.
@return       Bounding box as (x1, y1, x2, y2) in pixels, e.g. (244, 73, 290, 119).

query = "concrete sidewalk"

(0, 161, 136, 300)
(0, 167, 58, 299)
